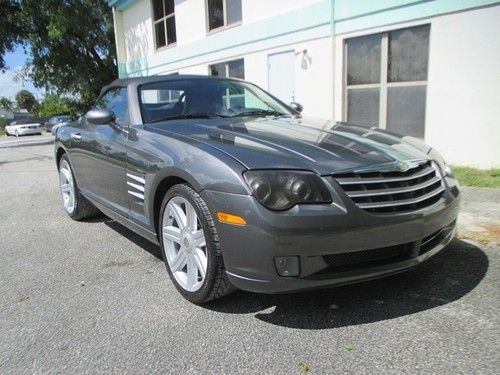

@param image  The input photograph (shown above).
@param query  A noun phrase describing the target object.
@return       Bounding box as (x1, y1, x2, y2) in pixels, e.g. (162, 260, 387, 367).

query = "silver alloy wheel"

(162, 196, 208, 292)
(59, 160, 76, 214)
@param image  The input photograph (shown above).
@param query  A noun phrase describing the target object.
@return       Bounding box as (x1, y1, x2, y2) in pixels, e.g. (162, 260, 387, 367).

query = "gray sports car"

(55, 75, 460, 303)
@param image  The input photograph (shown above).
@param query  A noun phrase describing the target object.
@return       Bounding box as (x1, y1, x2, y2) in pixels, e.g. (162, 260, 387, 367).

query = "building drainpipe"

(330, 0, 336, 123)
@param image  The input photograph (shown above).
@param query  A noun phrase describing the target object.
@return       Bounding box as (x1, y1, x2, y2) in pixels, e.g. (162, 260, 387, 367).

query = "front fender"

(126, 128, 250, 234)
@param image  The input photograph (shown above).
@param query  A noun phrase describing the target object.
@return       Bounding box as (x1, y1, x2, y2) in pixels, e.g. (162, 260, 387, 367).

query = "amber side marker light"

(217, 212, 247, 226)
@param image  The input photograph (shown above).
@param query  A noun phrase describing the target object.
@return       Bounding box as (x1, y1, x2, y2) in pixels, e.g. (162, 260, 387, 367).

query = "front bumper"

(202, 182, 460, 294)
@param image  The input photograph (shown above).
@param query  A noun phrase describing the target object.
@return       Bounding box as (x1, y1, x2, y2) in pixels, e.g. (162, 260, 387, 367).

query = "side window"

(96, 88, 129, 125)
(141, 88, 184, 105)
(209, 58, 244, 79)
(152, 0, 176, 49)
(207, 0, 242, 32)
(345, 24, 429, 137)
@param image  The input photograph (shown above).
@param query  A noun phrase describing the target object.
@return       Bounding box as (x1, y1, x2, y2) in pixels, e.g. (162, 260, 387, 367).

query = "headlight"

(443, 164, 454, 178)
(428, 148, 454, 178)
(243, 170, 332, 210)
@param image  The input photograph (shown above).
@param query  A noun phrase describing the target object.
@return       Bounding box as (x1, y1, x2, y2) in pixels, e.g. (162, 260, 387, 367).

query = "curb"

(0, 138, 54, 149)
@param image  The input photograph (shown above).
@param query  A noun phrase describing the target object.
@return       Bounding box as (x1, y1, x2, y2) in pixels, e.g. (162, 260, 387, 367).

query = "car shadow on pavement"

(97, 218, 488, 329)
(206, 239, 489, 329)
(103, 219, 164, 260)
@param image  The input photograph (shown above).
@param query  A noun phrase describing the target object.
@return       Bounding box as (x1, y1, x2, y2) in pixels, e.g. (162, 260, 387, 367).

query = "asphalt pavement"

(0, 142, 498, 374)
(0, 132, 54, 148)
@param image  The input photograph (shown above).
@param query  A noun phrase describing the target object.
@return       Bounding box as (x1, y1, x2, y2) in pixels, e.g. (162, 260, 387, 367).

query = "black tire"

(58, 154, 101, 221)
(159, 184, 235, 304)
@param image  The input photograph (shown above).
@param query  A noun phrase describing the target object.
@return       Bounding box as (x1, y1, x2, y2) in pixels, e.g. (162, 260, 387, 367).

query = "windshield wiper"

(232, 110, 289, 118)
(148, 113, 229, 123)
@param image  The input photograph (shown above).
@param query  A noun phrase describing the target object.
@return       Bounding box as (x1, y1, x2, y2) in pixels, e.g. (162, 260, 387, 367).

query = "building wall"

(425, 6, 500, 168)
(333, 0, 500, 34)
(173, 0, 203, 44)
(110, 0, 500, 168)
(332, 3, 500, 168)
(241, 37, 333, 119)
(116, 0, 331, 77)
(122, 0, 154, 61)
(116, 0, 333, 118)
(163, 37, 333, 119)
(242, 0, 315, 23)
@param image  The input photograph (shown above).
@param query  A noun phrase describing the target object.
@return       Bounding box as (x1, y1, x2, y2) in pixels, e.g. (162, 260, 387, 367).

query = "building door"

(268, 51, 295, 104)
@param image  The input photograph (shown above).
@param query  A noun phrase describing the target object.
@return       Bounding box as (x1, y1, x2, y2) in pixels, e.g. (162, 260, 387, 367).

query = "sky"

(0, 46, 44, 101)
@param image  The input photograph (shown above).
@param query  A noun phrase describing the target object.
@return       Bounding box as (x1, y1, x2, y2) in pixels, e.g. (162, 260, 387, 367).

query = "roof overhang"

(106, 0, 136, 11)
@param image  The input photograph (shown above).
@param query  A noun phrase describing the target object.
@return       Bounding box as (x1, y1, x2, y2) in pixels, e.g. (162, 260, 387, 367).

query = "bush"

(0, 117, 7, 135)
(453, 166, 500, 188)
(39, 94, 71, 117)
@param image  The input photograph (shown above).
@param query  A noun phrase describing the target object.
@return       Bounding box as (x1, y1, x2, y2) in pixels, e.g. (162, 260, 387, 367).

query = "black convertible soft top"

(100, 73, 243, 96)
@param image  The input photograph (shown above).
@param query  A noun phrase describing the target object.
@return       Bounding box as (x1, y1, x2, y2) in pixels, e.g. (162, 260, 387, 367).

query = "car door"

(70, 87, 130, 215)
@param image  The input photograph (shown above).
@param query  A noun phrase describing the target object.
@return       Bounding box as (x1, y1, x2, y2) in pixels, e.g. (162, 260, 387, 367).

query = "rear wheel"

(160, 184, 234, 304)
(58, 154, 100, 220)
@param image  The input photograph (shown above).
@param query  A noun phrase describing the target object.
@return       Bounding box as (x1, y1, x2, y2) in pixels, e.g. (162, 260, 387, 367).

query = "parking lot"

(0, 140, 498, 374)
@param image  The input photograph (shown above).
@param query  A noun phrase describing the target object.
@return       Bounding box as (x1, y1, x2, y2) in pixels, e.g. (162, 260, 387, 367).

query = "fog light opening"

(275, 256, 300, 277)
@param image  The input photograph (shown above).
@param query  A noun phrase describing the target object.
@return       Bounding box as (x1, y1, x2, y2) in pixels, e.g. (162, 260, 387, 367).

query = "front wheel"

(159, 184, 234, 304)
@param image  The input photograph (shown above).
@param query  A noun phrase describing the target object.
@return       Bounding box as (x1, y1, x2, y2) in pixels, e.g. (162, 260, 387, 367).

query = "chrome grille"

(333, 161, 445, 213)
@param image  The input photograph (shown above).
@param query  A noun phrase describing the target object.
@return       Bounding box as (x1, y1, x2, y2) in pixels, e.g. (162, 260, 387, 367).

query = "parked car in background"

(5, 119, 43, 137)
(45, 115, 71, 133)
(51, 116, 78, 136)
(54, 75, 460, 304)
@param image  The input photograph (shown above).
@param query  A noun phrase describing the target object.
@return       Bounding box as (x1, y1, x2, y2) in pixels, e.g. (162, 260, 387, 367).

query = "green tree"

(0, 1, 23, 71)
(0, 117, 8, 135)
(38, 94, 70, 117)
(0, 97, 14, 110)
(18, 0, 117, 107)
(15, 90, 37, 113)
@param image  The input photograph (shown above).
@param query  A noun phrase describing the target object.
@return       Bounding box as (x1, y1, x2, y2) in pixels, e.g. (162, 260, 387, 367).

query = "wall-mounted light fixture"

(296, 49, 312, 70)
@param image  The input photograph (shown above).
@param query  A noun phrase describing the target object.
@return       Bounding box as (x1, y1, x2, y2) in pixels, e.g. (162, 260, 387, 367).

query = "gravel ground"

(457, 187, 500, 245)
(0, 143, 498, 374)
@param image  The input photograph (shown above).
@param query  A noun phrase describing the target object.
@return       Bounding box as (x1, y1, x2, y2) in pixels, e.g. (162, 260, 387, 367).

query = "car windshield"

(14, 118, 34, 125)
(138, 78, 293, 124)
(53, 116, 70, 123)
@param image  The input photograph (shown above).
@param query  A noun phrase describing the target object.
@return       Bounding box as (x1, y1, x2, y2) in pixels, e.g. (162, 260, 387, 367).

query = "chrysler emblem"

(351, 159, 424, 174)
(396, 161, 412, 172)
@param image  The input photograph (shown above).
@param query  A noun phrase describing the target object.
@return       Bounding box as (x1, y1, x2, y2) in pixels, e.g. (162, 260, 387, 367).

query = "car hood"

(149, 116, 431, 175)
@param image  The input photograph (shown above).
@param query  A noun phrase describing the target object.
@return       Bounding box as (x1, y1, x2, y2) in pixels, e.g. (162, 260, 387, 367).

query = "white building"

(107, 0, 500, 168)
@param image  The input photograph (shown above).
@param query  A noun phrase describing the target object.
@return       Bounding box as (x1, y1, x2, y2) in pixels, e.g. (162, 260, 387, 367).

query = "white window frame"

(157, 89, 183, 104)
(208, 59, 245, 108)
(205, 0, 242, 34)
(343, 25, 430, 130)
(152, 0, 176, 51)
(208, 58, 245, 79)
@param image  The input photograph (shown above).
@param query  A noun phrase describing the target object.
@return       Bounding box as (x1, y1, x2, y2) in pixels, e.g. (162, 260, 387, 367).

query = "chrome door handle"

(71, 133, 82, 141)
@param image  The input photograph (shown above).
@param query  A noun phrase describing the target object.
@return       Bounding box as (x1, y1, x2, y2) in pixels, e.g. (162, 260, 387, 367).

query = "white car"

(5, 119, 43, 137)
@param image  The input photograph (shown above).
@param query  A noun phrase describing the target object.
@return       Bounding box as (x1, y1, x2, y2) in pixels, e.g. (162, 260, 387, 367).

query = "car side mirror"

(85, 109, 116, 125)
(289, 102, 303, 113)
